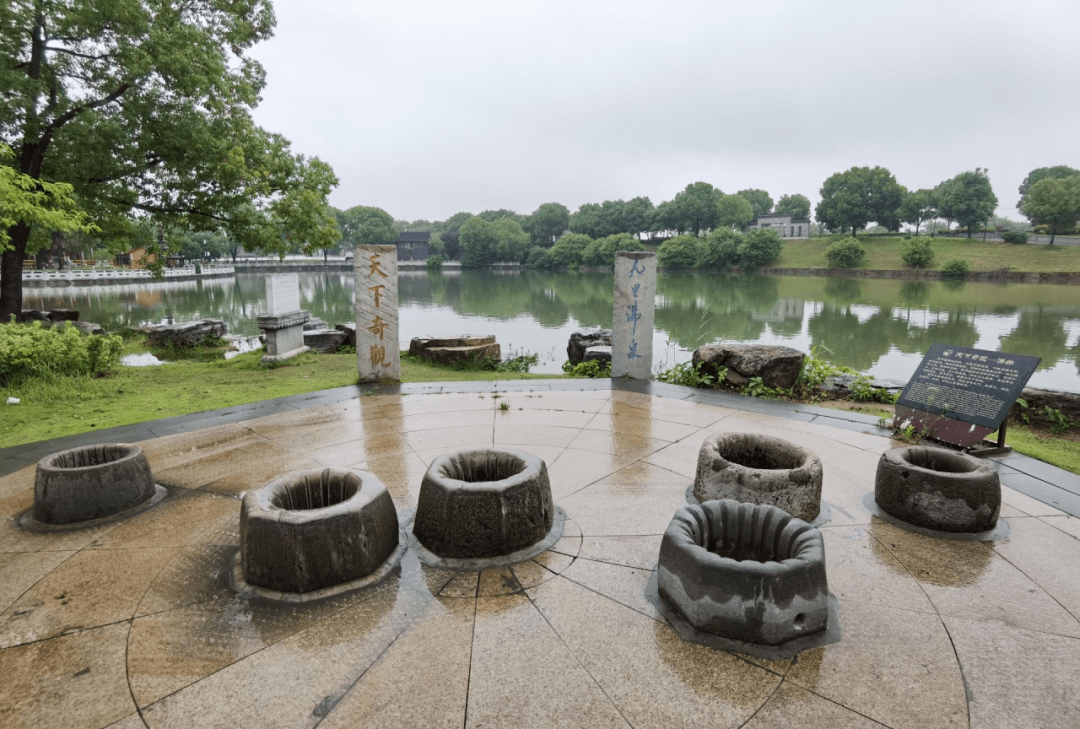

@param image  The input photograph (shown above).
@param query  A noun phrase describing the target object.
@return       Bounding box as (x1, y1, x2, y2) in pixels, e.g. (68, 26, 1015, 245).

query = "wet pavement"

(1, 380, 1079, 728)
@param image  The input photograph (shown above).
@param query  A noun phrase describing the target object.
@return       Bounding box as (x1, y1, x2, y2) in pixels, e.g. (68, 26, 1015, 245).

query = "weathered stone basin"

(241, 468, 399, 594)
(875, 446, 1000, 533)
(658, 499, 829, 646)
(694, 433, 823, 521)
(413, 448, 553, 558)
(34, 444, 156, 525)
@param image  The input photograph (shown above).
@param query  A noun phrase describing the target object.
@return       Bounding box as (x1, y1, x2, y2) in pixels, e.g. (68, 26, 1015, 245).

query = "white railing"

(23, 265, 235, 282)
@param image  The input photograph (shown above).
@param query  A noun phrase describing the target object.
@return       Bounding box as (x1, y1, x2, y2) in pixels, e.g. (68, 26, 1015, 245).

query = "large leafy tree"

(715, 193, 754, 231)
(897, 188, 937, 235)
(459, 216, 498, 268)
(0, 0, 340, 319)
(1, 144, 96, 252)
(1021, 176, 1080, 245)
(666, 182, 722, 236)
(523, 202, 569, 247)
(736, 189, 773, 219)
(338, 206, 395, 249)
(622, 196, 653, 239)
(937, 169, 998, 238)
(774, 194, 811, 219)
(1018, 166, 1080, 223)
(815, 166, 905, 236)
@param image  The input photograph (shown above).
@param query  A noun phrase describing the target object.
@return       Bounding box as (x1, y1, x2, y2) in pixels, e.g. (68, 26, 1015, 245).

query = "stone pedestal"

(612, 251, 656, 379)
(258, 273, 310, 364)
(356, 245, 400, 381)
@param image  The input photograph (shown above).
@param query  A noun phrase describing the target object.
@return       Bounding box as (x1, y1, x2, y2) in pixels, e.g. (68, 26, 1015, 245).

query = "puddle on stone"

(122, 352, 168, 367)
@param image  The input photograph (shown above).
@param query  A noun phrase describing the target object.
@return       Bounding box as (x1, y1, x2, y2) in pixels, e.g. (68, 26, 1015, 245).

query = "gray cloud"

(250, 1, 1080, 220)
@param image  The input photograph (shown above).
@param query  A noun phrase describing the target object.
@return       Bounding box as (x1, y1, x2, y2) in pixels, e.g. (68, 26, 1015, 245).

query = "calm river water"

(24, 271, 1080, 393)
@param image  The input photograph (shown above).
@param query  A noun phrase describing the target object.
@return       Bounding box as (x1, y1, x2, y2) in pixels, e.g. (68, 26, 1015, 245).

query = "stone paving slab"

(2, 383, 1080, 727)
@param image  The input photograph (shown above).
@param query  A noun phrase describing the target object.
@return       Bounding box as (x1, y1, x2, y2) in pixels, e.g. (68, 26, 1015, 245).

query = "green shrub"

(561, 359, 611, 378)
(525, 246, 555, 269)
(901, 237, 934, 268)
(0, 322, 123, 384)
(658, 235, 703, 268)
(548, 233, 593, 268)
(736, 228, 783, 269)
(824, 237, 867, 268)
(941, 258, 970, 280)
(1002, 231, 1028, 244)
(425, 254, 444, 271)
(654, 361, 725, 388)
(698, 228, 741, 270)
(581, 233, 642, 266)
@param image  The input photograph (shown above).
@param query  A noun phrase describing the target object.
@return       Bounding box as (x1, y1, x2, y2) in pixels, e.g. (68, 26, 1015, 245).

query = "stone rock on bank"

(567, 329, 612, 365)
(693, 343, 805, 390)
(147, 319, 227, 348)
(409, 336, 500, 365)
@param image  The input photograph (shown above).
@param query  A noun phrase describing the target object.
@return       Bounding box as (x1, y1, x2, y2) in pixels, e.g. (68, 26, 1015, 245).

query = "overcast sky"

(248, 1, 1080, 223)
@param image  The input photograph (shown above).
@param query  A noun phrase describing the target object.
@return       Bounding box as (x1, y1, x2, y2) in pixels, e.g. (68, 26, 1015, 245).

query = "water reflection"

(23, 271, 1080, 392)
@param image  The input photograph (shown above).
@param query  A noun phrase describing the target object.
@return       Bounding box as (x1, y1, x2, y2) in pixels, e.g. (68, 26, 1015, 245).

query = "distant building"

(395, 231, 431, 261)
(748, 213, 810, 239)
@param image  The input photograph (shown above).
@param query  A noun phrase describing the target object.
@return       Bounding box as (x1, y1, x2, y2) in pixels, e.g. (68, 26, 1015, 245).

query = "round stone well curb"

(238, 467, 402, 597)
(694, 433, 823, 522)
(412, 448, 556, 562)
(872, 445, 1003, 536)
(32, 443, 158, 525)
(651, 499, 839, 657)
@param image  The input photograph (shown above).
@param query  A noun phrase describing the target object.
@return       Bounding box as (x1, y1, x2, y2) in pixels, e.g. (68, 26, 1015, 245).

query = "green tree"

(179, 230, 231, 261)
(774, 194, 811, 219)
(715, 194, 755, 231)
(698, 228, 741, 269)
(548, 232, 593, 268)
(737, 229, 783, 269)
(0, 0, 340, 319)
(1, 145, 97, 253)
(459, 216, 498, 268)
(622, 196, 654, 239)
(937, 169, 998, 238)
(667, 182, 722, 236)
(524, 202, 569, 247)
(492, 218, 530, 263)
(897, 188, 938, 235)
(581, 233, 641, 266)
(442, 211, 474, 233)
(737, 189, 773, 219)
(1021, 176, 1080, 245)
(657, 234, 703, 267)
(815, 166, 905, 236)
(1018, 166, 1080, 222)
(569, 203, 602, 238)
(477, 209, 522, 224)
(338, 206, 396, 251)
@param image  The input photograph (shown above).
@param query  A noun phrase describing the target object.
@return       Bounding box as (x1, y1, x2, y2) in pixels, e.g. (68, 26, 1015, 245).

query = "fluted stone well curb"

(413, 448, 555, 559)
(33, 444, 157, 525)
(240, 468, 400, 595)
(655, 499, 836, 652)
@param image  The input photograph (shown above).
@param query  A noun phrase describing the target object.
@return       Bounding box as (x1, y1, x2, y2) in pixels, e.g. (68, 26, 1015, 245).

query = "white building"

(748, 213, 810, 239)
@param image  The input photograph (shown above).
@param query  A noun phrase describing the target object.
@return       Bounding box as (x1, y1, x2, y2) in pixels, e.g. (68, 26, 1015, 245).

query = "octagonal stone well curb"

(32, 444, 159, 525)
(872, 445, 1003, 536)
(239, 468, 402, 597)
(412, 448, 556, 562)
(694, 433, 823, 522)
(653, 499, 838, 656)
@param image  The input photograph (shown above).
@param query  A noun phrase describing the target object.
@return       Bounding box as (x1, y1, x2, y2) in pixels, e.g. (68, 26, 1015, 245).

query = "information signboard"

(895, 344, 1040, 449)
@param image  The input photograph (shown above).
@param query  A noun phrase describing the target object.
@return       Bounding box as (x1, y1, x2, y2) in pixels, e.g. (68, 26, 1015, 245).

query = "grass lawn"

(776, 235, 1080, 273)
(0, 349, 556, 449)
(817, 400, 1080, 475)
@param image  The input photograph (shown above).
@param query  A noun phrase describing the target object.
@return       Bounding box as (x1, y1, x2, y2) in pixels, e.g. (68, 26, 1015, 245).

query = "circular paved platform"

(1, 388, 1079, 728)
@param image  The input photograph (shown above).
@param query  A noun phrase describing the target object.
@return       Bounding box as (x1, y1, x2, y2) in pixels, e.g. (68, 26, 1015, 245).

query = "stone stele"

(257, 273, 310, 364)
(611, 251, 656, 379)
(694, 433, 823, 522)
(355, 245, 400, 381)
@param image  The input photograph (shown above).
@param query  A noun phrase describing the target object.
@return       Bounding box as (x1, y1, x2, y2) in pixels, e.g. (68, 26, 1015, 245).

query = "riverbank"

(21, 264, 236, 287)
(773, 236, 1080, 277)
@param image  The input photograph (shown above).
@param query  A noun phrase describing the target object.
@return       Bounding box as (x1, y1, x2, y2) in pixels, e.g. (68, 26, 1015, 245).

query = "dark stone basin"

(241, 468, 399, 593)
(875, 446, 1000, 533)
(413, 448, 553, 559)
(694, 433, 823, 521)
(658, 499, 829, 646)
(34, 444, 156, 525)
